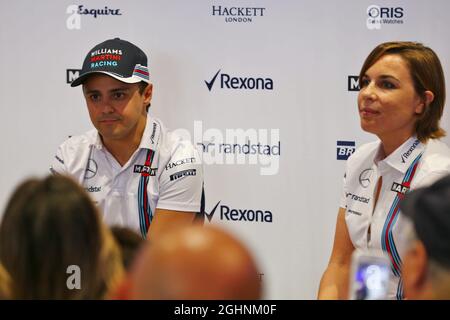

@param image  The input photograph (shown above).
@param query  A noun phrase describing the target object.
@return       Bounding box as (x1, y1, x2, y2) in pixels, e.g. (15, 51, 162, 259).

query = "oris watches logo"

(204, 201, 273, 223)
(366, 5, 404, 30)
(205, 69, 274, 91)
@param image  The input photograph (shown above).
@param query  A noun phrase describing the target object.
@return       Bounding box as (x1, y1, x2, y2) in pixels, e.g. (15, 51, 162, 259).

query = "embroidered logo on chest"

(134, 165, 157, 176)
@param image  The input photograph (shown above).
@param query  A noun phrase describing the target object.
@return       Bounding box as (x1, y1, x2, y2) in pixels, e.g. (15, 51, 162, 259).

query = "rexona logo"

(337, 141, 356, 160)
(205, 69, 273, 91)
(348, 76, 360, 91)
(204, 201, 273, 223)
(366, 5, 404, 30)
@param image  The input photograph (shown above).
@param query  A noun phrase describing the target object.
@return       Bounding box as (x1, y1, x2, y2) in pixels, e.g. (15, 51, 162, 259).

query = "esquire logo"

(66, 5, 123, 30)
(205, 69, 273, 91)
(204, 201, 273, 223)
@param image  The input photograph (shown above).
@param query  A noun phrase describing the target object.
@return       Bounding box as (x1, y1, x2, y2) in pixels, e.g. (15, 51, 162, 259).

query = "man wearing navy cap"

(51, 38, 204, 240)
(400, 174, 450, 299)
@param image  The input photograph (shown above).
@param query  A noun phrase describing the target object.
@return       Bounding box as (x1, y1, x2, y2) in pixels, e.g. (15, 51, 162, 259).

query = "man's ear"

(403, 241, 429, 299)
(415, 90, 434, 115)
(144, 83, 153, 106)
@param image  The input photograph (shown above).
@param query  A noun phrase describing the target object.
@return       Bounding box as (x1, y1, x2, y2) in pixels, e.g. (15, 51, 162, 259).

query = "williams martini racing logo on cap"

(90, 48, 122, 69)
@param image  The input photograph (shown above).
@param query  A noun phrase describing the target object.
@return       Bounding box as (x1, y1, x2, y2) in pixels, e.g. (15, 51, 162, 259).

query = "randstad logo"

(204, 201, 273, 223)
(205, 69, 274, 91)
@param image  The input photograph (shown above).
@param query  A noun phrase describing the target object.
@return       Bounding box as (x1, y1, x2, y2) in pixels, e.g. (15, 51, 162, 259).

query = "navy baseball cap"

(71, 38, 150, 87)
(400, 174, 450, 268)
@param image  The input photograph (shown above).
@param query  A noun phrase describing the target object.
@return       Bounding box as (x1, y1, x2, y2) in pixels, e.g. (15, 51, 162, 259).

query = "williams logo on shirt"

(391, 182, 409, 195)
(134, 165, 157, 176)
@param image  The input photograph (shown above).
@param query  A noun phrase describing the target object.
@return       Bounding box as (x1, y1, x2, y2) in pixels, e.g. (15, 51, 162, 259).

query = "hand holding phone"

(349, 249, 391, 300)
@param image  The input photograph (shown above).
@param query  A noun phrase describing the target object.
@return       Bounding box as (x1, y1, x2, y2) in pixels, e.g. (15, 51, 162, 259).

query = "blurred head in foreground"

(128, 225, 262, 299)
(400, 174, 450, 299)
(0, 175, 124, 299)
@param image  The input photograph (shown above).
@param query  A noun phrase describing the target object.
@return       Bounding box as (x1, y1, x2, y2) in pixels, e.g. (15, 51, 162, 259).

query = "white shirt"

(50, 116, 204, 238)
(340, 136, 450, 299)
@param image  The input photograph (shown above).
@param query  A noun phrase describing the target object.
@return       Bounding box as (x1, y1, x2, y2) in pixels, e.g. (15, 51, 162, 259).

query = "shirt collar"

(374, 136, 424, 174)
(90, 116, 161, 151)
(138, 116, 161, 151)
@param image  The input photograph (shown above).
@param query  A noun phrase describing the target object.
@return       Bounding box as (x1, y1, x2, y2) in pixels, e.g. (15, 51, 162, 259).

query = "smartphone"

(349, 249, 391, 300)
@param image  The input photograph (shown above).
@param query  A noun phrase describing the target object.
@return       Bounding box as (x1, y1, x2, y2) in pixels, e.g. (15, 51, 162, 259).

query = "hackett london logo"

(205, 69, 274, 91)
(66, 5, 123, 30)
(212, 5, 266, 23)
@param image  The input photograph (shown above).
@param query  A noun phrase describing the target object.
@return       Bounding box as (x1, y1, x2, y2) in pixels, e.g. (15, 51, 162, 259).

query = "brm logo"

(348, 76, 360, 91)
(337, 141, 356, 160)
(67, 69, 81, 84)
(204, 201, 273, 223)
(205, 69, 273, 91)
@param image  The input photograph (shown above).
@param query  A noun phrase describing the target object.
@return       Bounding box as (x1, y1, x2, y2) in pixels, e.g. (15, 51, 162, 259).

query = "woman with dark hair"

(0, 175, 124, 299)
(318, 42, 450, 300)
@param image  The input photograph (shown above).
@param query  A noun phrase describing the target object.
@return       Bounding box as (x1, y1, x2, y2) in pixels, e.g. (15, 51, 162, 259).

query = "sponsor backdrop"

(1, 0, 450, 299)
